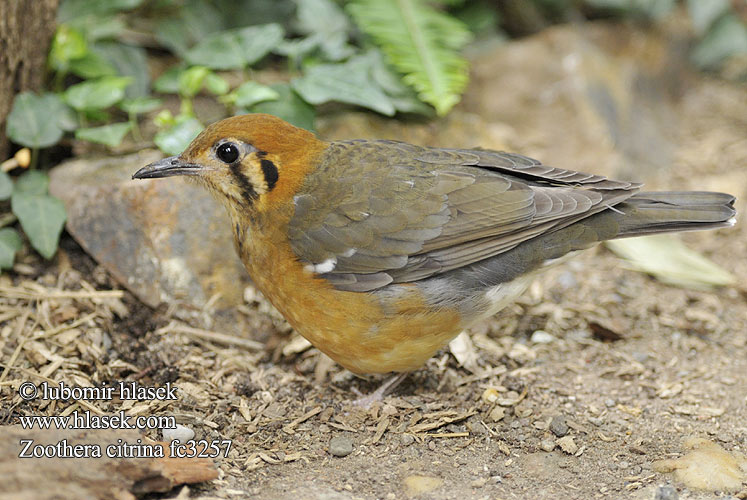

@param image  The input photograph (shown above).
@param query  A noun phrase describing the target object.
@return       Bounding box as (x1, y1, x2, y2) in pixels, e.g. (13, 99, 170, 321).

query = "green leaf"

(178, 66, 210, 97)
(11, 192, 67, 260)
(0, 228, 23, 270)
(6, 93, 75, 149)
(75, 123, 132, 147)
(205, 72, 230, 95)
(154, 118, 204, 155)
(290, 0, 355, 61)
(0, 171, 12, 200)
(687, 0, 730, 34)
(155, 0, 226, 57)
(347, 0, 471, 116)
(605, 235, 735, 290)
(185, 24, 284, 70)
(64, 76, 132, 111)
(48, 25, 88, 73)
(251, 84, 315, 131)
(58, 0, 144, 21)
(691, 14, 747, 69)
(91, 42, 150, 98)
(14, 171, 50, 195)
(69, 50, 118, 79)
(226, 81, 279, 108)
(120, 97, 163, 114)
(292, 55, 396, 115)
(153, 65, 184, 94)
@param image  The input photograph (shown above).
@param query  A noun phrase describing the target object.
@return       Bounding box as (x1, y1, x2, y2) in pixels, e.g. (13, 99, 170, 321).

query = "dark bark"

(0, 0, 59, 159)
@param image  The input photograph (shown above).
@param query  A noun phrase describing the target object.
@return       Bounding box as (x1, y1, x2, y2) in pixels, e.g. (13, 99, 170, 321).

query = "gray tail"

(611, 191, 736, 238)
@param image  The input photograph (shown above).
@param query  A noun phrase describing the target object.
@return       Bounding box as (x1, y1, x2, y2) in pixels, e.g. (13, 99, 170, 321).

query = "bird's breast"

(232, 223, 465, 374)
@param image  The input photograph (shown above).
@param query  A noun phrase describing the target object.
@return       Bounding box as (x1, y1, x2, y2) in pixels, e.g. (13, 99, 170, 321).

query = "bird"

(133, 113, 736, 378)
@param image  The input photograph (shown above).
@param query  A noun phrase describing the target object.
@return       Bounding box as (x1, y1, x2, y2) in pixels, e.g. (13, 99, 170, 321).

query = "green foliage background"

(1, 0, 745, 269)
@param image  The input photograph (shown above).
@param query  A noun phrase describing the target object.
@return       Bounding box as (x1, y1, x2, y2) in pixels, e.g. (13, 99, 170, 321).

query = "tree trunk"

(0, 0, 59, 160)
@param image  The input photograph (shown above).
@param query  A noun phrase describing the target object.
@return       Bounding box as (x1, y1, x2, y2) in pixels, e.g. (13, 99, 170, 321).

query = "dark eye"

(216, 143, 240, 164)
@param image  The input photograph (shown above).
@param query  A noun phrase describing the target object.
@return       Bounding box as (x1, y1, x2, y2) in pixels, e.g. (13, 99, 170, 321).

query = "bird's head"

(133, 114, 327, 215)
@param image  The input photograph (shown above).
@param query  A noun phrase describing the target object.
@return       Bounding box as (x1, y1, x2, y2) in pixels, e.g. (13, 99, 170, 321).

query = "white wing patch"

(305, 257, 337, 274)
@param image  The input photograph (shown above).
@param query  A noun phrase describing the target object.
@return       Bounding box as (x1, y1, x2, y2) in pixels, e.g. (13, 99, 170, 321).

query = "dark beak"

(132, 156, 203, 179)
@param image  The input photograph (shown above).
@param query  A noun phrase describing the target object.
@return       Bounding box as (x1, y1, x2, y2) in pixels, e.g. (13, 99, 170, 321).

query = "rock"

(328, 436, 353, 457)
(163, 424, 195, 442)
(49, 151, 253, 333)
(652, 438, 746, 493)
(400, 434, 415, 446)
(549, 415, 569, 437)
(402, 475, 443, 496)
(540, 439, 556, 452)
(654, 485, 678, 500)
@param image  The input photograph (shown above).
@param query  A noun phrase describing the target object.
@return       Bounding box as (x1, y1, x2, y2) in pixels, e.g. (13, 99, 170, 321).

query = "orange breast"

(236, 223, 464, 374)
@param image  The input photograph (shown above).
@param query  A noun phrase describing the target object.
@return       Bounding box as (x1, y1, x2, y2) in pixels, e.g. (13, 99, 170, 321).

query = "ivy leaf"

(69, 50, 117, 79)
(6, 93, 76, 149)
(76, 122, 132, 147)
(154, 118, 204, 155)
(185, 24, 284, 70)
(686, 0, 730, 34)
(120, 97, 163, 115)
(292, 55, 396, 115)
(205, 72, 230, 95)
(0, 171, 12, 200)
(153, 65, 184, 94)
(347, 0, 471, 116)
(91, 42, 150, 98)
(64, 76, 132, 111)
(691, 14, 747, 69)
(11, 192, 67, 260)
(178, 66, 210, 97)
(251, 84, 315, 131)
(225, 81, 280, 108)
(14, 170, 50, 195)
(0, 228, 23, 270)
(48, 25, 88, 73)
(290, 0, 355, 61)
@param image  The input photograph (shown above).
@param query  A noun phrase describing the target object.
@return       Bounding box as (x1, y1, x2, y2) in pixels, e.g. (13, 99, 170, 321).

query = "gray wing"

(287, 140, 639, 292)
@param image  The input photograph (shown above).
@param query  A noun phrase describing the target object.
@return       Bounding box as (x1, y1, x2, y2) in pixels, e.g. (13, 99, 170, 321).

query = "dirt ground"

(2, 154, 746, 499)
(2, 30, 747, 500)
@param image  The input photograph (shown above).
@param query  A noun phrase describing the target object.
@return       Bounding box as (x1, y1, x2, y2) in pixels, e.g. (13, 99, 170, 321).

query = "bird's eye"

(216, 143, 240, 164)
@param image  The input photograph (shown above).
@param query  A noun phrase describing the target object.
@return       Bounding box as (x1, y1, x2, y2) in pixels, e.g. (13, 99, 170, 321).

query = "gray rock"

(329, 435, 353, 457)
(550, 415, 569, 437)
(654, 485, 678, 500)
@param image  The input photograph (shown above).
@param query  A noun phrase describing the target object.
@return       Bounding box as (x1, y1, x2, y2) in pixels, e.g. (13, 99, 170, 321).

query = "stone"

(328, 436, 353, 457)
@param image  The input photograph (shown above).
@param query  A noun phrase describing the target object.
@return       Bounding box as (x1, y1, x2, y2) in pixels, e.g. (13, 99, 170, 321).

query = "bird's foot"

(352, 372, 409, 408)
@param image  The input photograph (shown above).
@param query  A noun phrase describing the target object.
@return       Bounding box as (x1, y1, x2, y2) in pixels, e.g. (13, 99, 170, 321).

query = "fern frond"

(347, 0, 471, 116)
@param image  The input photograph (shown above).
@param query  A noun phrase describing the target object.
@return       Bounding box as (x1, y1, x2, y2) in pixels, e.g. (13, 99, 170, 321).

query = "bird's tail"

(609, 191, 736, 238)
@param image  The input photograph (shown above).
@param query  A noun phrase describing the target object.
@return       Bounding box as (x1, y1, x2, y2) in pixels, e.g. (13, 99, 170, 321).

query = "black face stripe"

(229, 162, 257, 206)
(260, 159, 278, 191)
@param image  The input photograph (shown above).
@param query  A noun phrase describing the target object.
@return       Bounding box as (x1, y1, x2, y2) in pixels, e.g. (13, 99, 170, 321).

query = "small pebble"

(588, 416, 604, 427)
(654, 485, 678, 500)
(550, 415, 569, 437)
(400, 434, 415, 446)
(540, 439, 556, 452)
(162, 424, 195, 442)
(605, 399, 616, 408)
(329, 436, 353, 457)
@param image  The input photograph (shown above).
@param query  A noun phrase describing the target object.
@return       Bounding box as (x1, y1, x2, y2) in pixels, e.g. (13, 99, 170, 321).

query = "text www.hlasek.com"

(18, 411, 176, 431)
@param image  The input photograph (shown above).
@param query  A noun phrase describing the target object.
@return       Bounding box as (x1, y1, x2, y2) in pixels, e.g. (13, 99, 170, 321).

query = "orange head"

(133, 114, 327, 213)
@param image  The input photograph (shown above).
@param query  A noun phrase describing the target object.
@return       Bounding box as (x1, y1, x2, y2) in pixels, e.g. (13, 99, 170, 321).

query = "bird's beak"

(132, 155, 203, 180)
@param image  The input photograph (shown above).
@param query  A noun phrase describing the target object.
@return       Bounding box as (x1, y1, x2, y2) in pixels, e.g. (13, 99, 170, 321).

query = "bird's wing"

(287, 140, 639, 292)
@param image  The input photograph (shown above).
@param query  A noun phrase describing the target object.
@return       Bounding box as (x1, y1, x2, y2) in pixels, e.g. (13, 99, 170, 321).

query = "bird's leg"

(352, 372, 409, 408)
